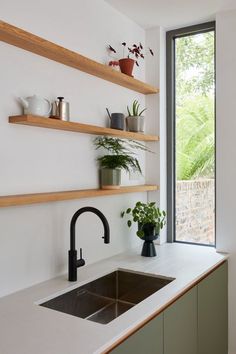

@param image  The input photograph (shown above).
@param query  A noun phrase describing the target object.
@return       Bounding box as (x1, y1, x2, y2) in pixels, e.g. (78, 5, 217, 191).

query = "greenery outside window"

(166, 22, 216, 246)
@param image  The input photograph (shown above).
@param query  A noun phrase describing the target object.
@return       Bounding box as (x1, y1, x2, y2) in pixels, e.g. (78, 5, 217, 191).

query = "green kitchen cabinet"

(111, 313, 163, 354)
(198, 262, 228, 354)
(164, 287, 198, 354)
(110, 262, 228, 354)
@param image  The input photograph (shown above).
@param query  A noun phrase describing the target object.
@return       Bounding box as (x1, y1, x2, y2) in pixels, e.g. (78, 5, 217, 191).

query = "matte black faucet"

(68, 206, 110, 281)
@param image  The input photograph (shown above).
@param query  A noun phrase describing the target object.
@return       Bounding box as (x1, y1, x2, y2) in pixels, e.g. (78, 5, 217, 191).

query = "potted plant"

(108, 60, 120, 72)
(126, 100, 146, 133)
(108, 43, 154, 77)
(94, 137, 148, 189)
(121, 201, 166, 257)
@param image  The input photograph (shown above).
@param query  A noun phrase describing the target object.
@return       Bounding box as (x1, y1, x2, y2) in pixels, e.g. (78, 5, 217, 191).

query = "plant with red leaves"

(108, 45, 116, 53)
(108, 42, 154, 67)
(108, 60, 119, 67)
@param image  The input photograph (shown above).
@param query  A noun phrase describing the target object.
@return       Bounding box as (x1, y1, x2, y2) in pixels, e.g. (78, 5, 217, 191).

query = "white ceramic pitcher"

(19, 95, 51, 117)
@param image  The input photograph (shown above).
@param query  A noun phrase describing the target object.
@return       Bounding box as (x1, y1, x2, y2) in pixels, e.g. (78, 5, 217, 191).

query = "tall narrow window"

(167, 23, 215, 246)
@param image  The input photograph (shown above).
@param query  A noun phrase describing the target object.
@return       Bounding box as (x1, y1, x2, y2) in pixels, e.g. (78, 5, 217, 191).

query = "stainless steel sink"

(40, 270, 174, 324)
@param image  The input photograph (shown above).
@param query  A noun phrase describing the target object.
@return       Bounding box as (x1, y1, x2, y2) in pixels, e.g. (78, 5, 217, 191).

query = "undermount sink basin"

(40, 269, 174, 324)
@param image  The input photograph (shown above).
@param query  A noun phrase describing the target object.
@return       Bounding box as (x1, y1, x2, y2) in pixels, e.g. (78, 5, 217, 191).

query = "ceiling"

(105, 0, 236, 29)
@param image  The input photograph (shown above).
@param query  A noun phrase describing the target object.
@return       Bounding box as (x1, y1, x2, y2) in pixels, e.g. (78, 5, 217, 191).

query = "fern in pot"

(126, 100, 146, 133)
(94, 137, 148, 190)
(121, 201, 166, 257)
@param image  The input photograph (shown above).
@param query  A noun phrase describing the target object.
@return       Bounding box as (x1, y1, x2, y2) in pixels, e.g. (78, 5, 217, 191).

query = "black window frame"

(166, 21, 216, 246)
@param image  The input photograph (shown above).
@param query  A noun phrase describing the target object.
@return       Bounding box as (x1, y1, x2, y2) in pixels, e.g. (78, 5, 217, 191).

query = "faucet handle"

(76, 248, 85, 268)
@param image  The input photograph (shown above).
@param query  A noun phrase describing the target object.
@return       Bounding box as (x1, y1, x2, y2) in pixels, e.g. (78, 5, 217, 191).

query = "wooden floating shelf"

(0, 20, 158, 95)
(0, 185, 159, 207)
(9, 115, 159, 142)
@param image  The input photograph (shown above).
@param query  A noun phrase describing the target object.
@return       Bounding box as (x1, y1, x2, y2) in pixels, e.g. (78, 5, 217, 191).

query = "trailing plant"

(121, 201, 166, 238)
(97, 154, 141, 173)
(127, 100, 146, 117)
(108, 42, 154, 66)
(94, 136, 151, 174)
(94, 136, 150, 154)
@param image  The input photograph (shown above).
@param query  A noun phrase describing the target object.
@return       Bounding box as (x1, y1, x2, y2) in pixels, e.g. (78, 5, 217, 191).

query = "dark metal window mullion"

(166, 31, 176, 243)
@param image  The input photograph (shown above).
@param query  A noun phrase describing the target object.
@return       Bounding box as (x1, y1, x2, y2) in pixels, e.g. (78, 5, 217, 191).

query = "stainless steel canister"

(52, 97, 70, 121)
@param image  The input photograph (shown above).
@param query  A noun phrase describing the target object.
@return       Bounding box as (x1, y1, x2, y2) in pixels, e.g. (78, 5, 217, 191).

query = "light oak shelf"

(0, 185, 159, 207)
(0, 20, 159, 95)
(9, 115, 159, 142)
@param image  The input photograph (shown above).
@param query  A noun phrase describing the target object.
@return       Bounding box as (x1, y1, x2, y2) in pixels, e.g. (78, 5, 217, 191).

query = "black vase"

(138, 223, 158, 257)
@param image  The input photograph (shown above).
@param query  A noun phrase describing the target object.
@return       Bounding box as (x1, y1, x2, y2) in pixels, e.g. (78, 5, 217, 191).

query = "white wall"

(145, 26, 166, 244)
(0, 0, 155, 297)
(216, 9, 236, 354)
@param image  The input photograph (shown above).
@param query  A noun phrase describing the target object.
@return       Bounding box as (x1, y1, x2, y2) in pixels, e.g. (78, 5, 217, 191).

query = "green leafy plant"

(175, 31, 215, 181)
(176, 96, 214, 180)
(176, 31, 214, 104)
(94, 136, 151, 174)
(97, 154, 141, 173)
(121, 201, 166, 238)
(127, 100, 147, 117)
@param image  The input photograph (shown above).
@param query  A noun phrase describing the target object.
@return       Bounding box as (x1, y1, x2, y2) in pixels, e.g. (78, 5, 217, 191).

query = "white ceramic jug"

(19, 95, 51, 117)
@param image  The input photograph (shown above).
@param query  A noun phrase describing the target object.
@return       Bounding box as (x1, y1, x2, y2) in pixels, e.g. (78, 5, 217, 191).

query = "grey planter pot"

(110, 113, 125, 130)
(126, 116, 145, 133)
(100, 168, 121, 189)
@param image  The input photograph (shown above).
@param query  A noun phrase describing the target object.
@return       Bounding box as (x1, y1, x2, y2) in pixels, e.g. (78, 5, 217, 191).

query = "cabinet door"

(198, 262, 228, 354)
(111, 313, 163, 354)
(164, 286, 197, 354)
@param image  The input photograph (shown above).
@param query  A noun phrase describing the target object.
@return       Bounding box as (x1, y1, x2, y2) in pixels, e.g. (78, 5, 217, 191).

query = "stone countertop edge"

(0, 243, 228, 354)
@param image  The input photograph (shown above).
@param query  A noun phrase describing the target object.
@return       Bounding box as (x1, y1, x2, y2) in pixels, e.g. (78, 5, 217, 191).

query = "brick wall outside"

(176, 179, 215, 245)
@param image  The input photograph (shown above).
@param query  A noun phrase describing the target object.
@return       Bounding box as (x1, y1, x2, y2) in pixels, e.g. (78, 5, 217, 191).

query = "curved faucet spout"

(68, 206, 110, 281)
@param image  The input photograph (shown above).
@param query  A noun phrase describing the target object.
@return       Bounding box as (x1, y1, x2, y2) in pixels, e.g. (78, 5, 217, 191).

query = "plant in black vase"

(121, 201, 166, 257)
(94, 137, 150, 190)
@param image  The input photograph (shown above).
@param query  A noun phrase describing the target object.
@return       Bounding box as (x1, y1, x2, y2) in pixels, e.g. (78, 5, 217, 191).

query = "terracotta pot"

(119, 58, 135, 76)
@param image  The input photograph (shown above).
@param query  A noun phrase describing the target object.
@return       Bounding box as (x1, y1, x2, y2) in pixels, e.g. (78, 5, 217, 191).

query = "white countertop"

(0, 243, 227, 354)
